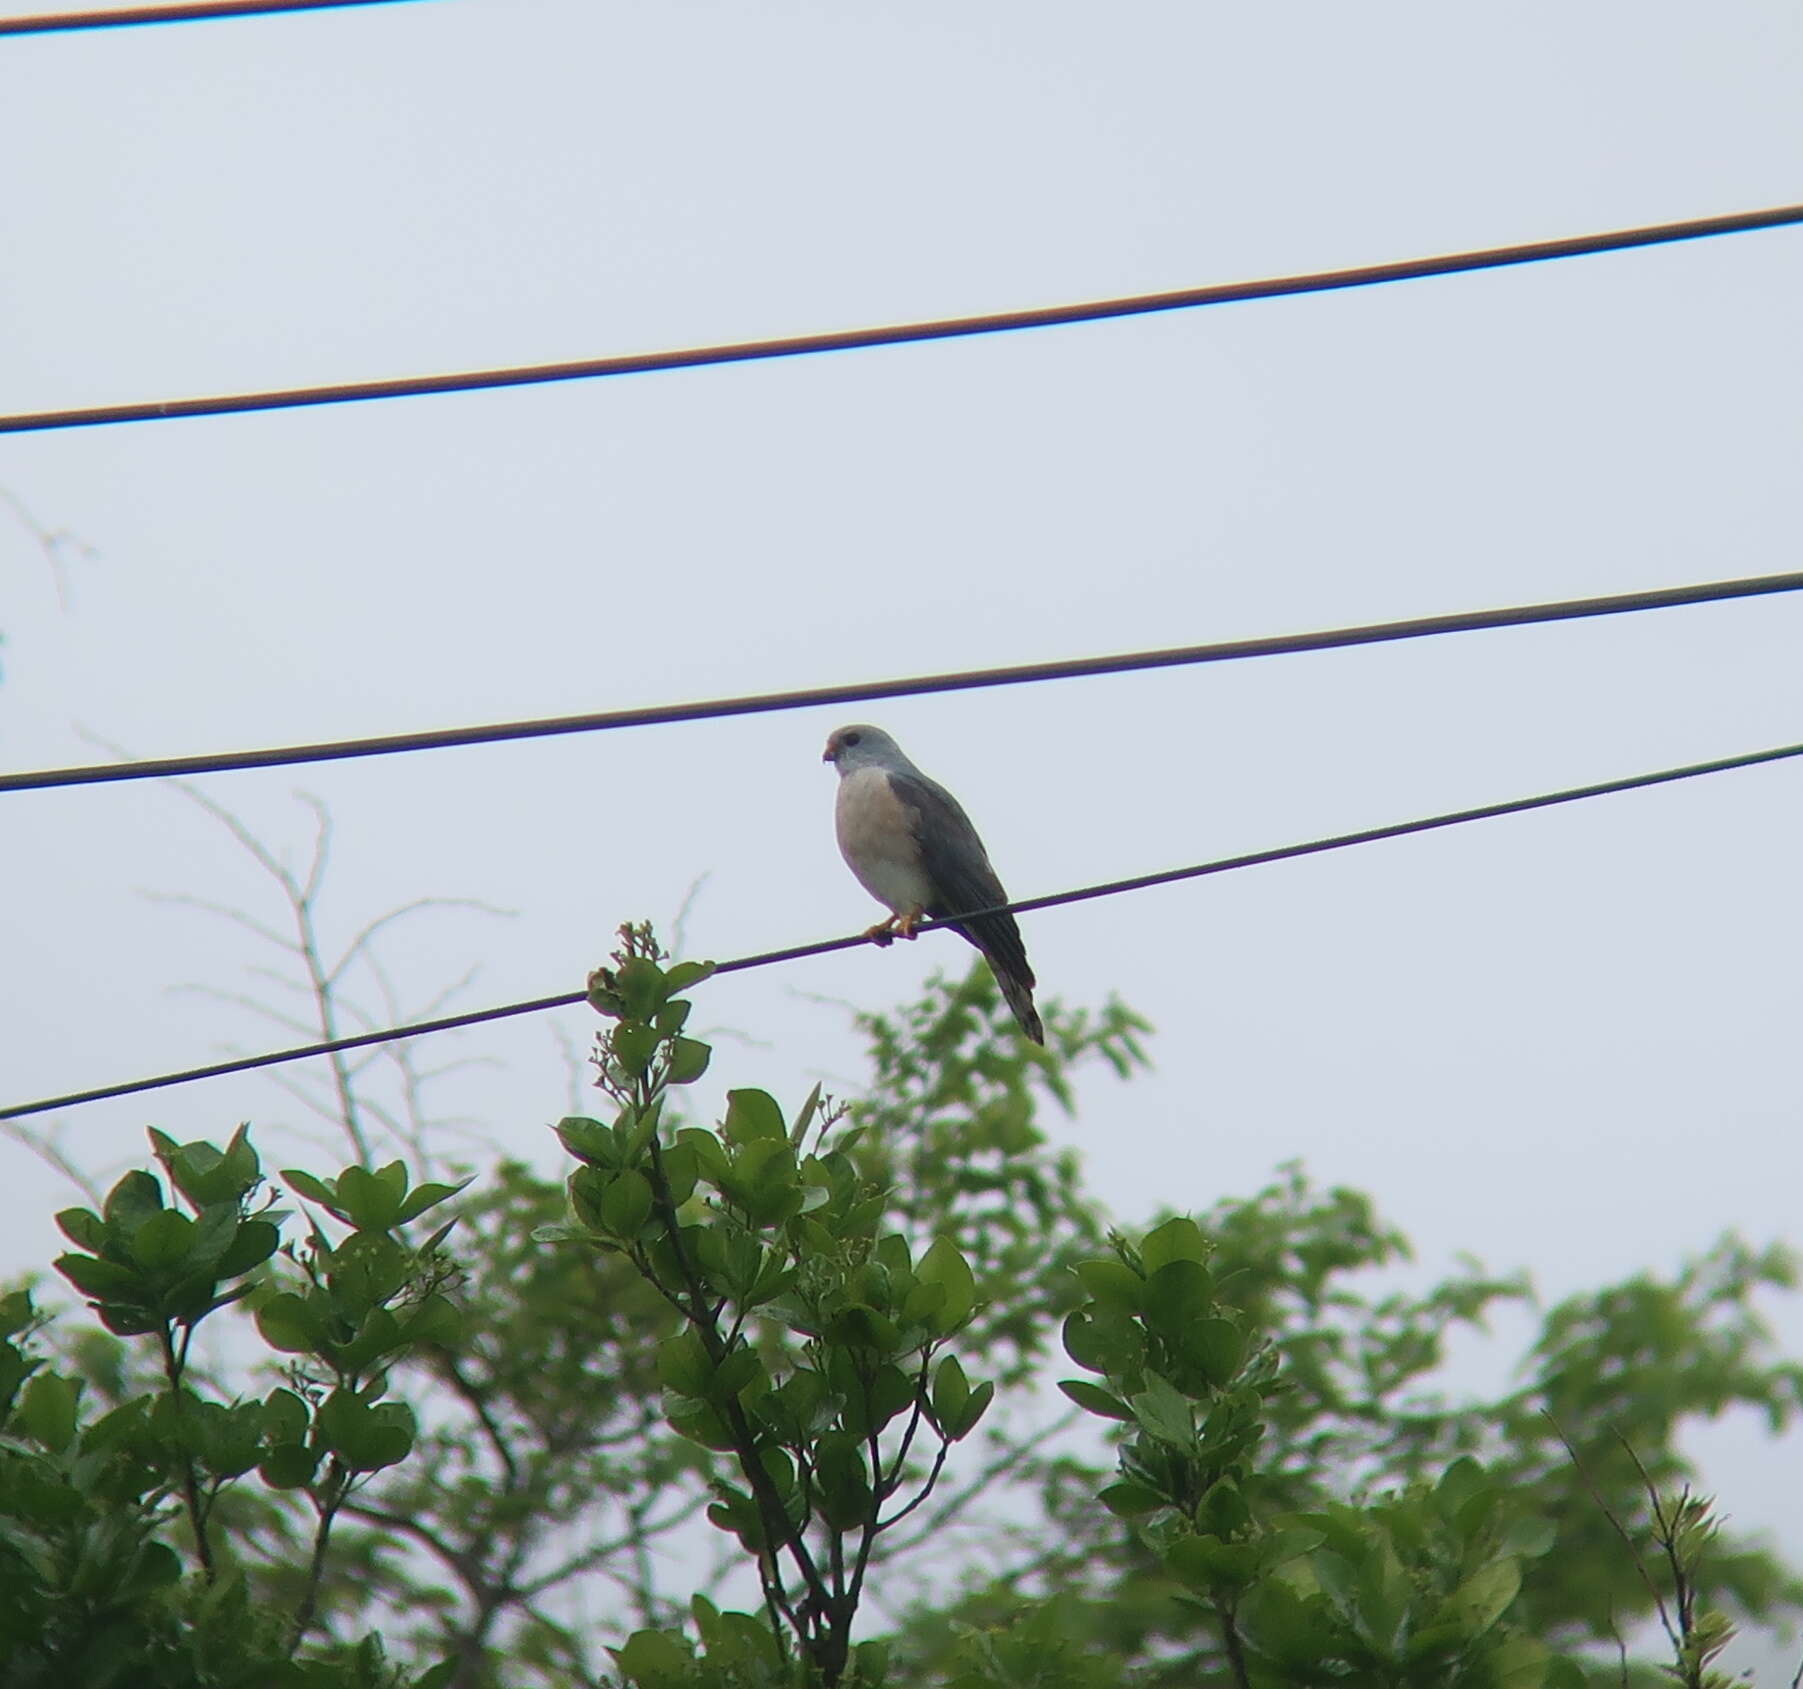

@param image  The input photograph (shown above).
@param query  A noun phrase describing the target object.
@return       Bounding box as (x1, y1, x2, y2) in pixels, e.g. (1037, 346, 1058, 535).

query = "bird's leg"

(862, 906, 926, 946)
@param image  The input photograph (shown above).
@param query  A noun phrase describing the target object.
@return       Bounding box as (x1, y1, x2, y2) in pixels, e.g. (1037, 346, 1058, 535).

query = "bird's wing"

(888, 769, 1036, 991)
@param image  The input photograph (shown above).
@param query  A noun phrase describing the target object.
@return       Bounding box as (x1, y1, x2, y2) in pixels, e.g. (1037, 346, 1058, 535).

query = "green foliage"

(4, 946, 1799, 1689)
(1, 1126, 459, 1687)
(544, 926, 1009, 1685)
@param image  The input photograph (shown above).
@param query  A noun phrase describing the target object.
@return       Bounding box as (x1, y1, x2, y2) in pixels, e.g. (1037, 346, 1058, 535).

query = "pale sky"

(3, 0, 1801, 1667)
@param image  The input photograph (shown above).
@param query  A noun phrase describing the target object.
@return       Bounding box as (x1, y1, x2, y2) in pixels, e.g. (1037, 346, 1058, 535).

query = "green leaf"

(334, 1164, 404, 1232)
(1141, 1216, 1208, 1272)
(1058, 1378, 1134, 1421)
(262, 1387, 309, 1442)
(554, 1116, 615, 1166)
(1258, 1526, 1326, 1572)
(614, 1628, 695, 1686)
(667, 1037, 712, 1085)
(1099, 1480, 1167, 1517)
(256, 1292, 321, 1354)
(1189, 1318, 1247, 1387)
(216, 1218, 281, 1278)
(666, 1397, 737, 1451)
(54, 1252, 144, 1302)
(656, 1331, 713, 1397)
(18, 1372, 79, 1451)
(600, 1170, 655, 1239)
(104, 1169, 164, 1227)
(814, 1431, 872, 1530)
(1146, 1256, 1215, 1329)
(831, 1304, 902, 1354)
(281, 1168, 342, 1212)
(790, 1081, 825, 1148)
(395, 1177, 473, 1225)
(615, 957, 666, 1021)
(1129, 1371, 1195, 1449)
(676, 1128, 731, 1184)
(661, 959, 716, 998)
(612, 1022, 659, 1078)
(932, 1354, 970, 1431)
(1062, 1307, 1146, 1376)
(1431, 1557, 1520, 1640)
(724, 1089, 786, 1144)
(317, 1392, 415, 1471)
(402, 1294, 461, 1347)
(1168, 1533, 1262, 1591)
(0, 1289, 35, 1338)
(119, 1541, 182, 1599)
(129, 1208, 195, 1273)
(710, 1345, 764, 1401)
(949, 1379, 994, 1440)
(658, 1140, 699, 1207)
(1075, 1257, 1145, 1312)
(1497, 1515, 1558, 1560)
(54, 1208, 106, 1252)
(916, 1236, 977, 1332)
(259, 1441, 320, 1488)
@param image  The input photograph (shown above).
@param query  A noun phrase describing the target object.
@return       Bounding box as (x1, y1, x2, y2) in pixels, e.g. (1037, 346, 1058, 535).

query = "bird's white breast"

(835, 767, 935, 915)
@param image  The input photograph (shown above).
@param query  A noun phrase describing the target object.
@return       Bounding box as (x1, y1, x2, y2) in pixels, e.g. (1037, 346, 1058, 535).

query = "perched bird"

(823, 723, 1043, 1044)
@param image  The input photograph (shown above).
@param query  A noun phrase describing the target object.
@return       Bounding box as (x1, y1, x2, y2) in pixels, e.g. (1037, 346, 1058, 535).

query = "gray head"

(822, 723, 911, 775)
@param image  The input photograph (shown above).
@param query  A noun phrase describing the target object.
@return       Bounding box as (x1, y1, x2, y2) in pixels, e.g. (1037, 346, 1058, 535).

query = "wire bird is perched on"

(823, 723, 1043, 1044)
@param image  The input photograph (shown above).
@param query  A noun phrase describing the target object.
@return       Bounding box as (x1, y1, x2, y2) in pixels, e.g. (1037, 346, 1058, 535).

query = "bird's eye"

(843, 732, 862, 747)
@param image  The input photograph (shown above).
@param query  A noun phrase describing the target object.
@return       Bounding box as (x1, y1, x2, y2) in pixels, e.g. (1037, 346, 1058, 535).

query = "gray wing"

(888, 770, 1037, 996)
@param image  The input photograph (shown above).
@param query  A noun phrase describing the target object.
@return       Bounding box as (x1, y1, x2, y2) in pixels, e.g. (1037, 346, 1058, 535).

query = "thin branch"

(514, 1493, 708, 1601)
(139, 889, 300, 954)
(871, 1440, 950, 1537)
(0, 1119, 106, 1205)
(289, 1464, 349, 1651)
(0, 484, 97, 610)
(876, 1409, 1080, 1559)
(163, 983, 320, 1040)
(328, 897, 515, 988)
(1545, 1413, 1678, 1651)
(440, 1355, 521, 1489)
(342, 1499, 482, 1587)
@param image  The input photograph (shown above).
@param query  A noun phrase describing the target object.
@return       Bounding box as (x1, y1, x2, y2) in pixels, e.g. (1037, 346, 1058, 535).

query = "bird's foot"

(893, 907, 925, 940)
(863, 916, 899, 948)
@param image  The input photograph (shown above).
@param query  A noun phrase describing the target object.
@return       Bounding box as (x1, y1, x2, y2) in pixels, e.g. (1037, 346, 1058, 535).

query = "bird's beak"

(821, 743, 836, 764)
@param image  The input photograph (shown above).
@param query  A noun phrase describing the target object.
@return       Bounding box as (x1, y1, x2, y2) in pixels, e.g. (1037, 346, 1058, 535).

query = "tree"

(4, 935, 1799, 1688)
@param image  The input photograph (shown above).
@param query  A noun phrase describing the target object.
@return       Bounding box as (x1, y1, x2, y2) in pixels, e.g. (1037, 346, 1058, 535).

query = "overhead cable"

(2, 203, 1799, 435)
(0, 0, 413, 35)
(6, 734, 1799, 1123)
(6, 570, 1803, 796)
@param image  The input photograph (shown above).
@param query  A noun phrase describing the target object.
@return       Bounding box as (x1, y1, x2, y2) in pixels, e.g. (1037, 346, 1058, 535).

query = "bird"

(822, 723, 1043, 1044)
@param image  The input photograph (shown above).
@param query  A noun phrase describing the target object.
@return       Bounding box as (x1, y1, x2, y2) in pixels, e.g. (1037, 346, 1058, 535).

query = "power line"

(6, 734, 1799, 1123)
(0, 0, 413, 34)
(3, 202, 1798, 436)
(7, 571, 1802, 796)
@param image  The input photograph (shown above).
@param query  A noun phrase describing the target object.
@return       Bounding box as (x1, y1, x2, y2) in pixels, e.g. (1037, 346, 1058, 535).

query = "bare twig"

(0, 1119, 107, 1205)
(1, 484, 98, 610)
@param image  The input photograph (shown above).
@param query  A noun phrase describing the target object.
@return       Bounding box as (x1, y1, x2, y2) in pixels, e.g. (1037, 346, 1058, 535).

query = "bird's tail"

(982, 953, 1043, 1045)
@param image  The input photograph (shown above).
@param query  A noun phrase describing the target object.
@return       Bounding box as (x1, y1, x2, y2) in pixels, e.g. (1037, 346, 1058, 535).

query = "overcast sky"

(3, 0, 1801, 1664)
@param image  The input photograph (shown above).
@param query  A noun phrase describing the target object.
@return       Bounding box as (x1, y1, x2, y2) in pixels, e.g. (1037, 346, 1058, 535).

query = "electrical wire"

(0, 0, 413, 34)
(7, 570, 1803, 796)
(3, 203, 1798, 435)
(5, 734, 1799, 1123)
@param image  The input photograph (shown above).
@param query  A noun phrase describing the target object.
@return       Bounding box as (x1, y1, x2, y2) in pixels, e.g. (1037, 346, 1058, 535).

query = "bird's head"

(822, 723, 900, 772)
